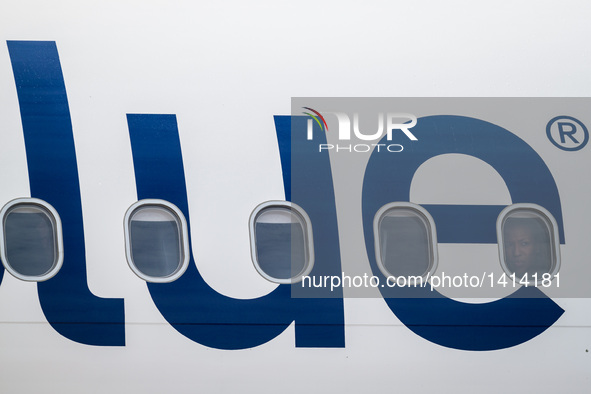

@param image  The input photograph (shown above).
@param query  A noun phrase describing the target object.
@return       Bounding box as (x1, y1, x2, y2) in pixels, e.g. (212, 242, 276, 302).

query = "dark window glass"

(377, 207, 434, 278)
(501, 212, 556, 277)
(253, 206, 310, 282)
(3, 205, 58, 278)
(129, 206, 183, 278)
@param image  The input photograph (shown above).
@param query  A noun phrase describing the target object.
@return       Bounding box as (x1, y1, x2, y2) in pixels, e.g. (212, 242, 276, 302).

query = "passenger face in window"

(503, 218, 550, 277)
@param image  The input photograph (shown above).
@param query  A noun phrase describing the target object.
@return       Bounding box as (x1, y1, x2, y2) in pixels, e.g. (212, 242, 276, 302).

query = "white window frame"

(0, 198, 64, 282)
(249, 201, 314, 284)
(373, 202, 438, 280)
(496, 203, 561, 279)
(124, 199, 190, 283)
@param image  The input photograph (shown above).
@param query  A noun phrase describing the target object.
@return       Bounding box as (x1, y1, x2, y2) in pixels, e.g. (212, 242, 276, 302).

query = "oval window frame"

(496, 203, 561, 280)
(249, 201, 314, 284)
(0, 198, 64, 282)
(124, 199, 190, 283)
(373, 202, 438, 281)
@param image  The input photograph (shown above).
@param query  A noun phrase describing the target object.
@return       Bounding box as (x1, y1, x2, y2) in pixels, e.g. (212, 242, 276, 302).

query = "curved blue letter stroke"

(362, 115, 564, 350)
(127, 114, 344, 349)
(7, 41, 125, 346)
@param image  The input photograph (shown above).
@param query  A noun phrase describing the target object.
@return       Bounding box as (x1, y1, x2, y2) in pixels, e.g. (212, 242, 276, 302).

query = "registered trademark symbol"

(546, 116, 589, 151)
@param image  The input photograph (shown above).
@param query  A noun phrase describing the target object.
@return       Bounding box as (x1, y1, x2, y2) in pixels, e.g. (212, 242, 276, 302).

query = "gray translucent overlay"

(289, 97, 590, 298)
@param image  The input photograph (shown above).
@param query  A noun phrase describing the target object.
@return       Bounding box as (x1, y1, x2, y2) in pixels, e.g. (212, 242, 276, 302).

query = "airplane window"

(374, 202, 438, 279)
(0, 198, 63, 281)
(249, 201, 314, 284)
(497, 204, 560, 280)
(124, 200, 189, 283)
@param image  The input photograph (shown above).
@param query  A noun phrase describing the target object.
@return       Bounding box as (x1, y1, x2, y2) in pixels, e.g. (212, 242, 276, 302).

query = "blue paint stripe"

(273, 116, 291, 201)
(362, 115, 564, 350)
(422, 204, 505, 244)
(8, 41, 124, 346)
(127, 114, 291, 349)
(127, 114, 345, 349)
